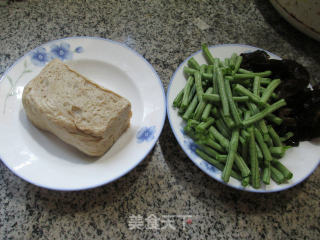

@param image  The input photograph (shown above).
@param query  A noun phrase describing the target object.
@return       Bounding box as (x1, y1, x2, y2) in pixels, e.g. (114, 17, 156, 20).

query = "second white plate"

(167, 44, 320, 193)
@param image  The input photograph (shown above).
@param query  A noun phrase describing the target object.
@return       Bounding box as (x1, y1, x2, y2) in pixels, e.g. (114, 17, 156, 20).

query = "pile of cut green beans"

(173, 44, 294, 189)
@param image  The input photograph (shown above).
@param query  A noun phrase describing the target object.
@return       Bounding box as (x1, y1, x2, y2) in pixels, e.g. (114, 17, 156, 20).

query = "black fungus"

(240, 50, 320, 144)
(241, 51, 309, 98)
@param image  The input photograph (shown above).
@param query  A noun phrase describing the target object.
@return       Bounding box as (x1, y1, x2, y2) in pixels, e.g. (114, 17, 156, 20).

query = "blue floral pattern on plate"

(50, 42, 73, 61)
(136, 126, 156, 143)
(200, 161, 218, 174)
(180, 126, 187, 137)
(30, 47, 52, 66)
(75, 46, 84, 53)
(184, 139, 198, 156)
(29, 41, 84, 66)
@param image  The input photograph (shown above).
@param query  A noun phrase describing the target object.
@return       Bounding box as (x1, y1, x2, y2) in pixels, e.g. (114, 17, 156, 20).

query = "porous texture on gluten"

(22, 59, 131, 156)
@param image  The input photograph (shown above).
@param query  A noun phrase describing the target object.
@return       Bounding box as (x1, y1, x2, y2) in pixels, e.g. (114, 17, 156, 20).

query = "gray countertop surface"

(1, 0, 319, 239)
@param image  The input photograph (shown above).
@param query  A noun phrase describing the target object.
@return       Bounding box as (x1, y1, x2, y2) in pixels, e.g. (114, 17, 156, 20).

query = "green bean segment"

(202, 44, 215, 65)
(203, 94, 249, 103)
(249, 129, 260, 189)
(261, 79, 281, 104)
(222, 129, 239, 183)
(181, 76, 194, 110)
(188, 57, 200, 70)
(217, 68, 230, 117)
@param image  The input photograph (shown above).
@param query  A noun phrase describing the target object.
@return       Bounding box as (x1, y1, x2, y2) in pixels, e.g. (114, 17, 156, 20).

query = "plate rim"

(166, 43, 320, 193)
(0, 36, 167, 191)
(269, 0, 320, 42)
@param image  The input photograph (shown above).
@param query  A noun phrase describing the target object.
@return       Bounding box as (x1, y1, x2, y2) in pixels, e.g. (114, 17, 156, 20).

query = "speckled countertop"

(1, 0, 319, 239)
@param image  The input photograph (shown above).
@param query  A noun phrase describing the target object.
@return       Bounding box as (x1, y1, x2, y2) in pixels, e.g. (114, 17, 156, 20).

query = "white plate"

(167, 44, 320, 193)
(270, 0, 320, 42)
(0, 37, 166, 191)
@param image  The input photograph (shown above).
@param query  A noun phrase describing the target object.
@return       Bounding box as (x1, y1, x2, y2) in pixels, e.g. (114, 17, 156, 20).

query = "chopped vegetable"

(181, 76, 194, 110)
(217, 68, 230, 117)
(202, 43, 215, 65)
(260, 79, 281, 104)
(188, 57, 201, 70)
(196, 149, 242, 181)
(249, 128, 260, 189)
(225, 79, 242, 127)
(242, 99, 286, 127)
(222, 129, 240, 183)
